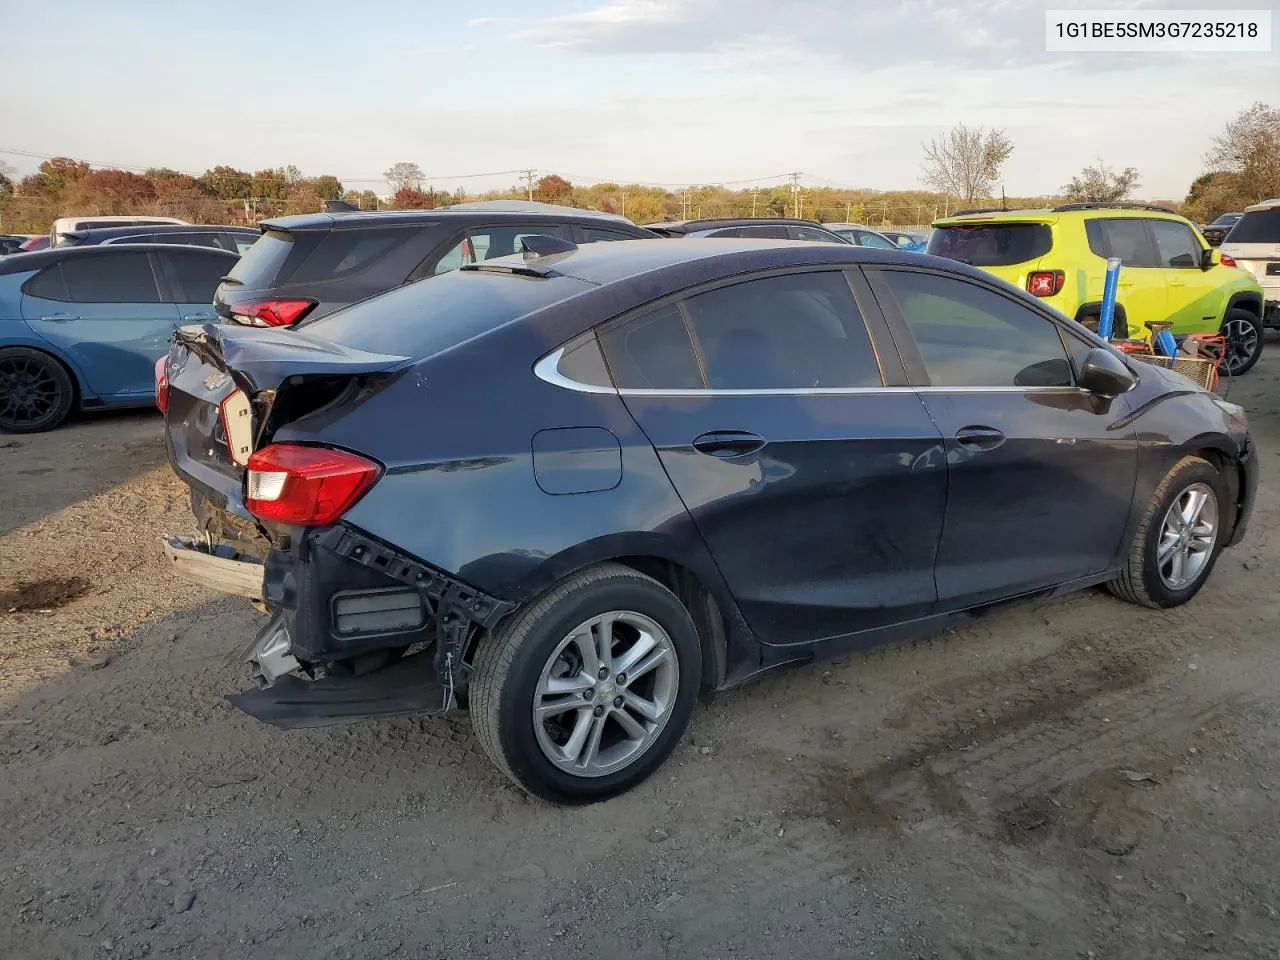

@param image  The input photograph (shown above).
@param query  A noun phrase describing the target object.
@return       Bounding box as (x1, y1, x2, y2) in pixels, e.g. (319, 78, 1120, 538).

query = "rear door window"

(737, 225, 790, 239)
(225, 229, 295, 287)
(1085, 218, 1161, 267)
(60, 252, 161, 303)
(790, 226, 840, 242)
(1225, 209, 1280, 243)
(926, 224, 1052, 266)
(291, 228, 414, 282)
(579, 226, 637, 243)
(158, 250, 236, 302)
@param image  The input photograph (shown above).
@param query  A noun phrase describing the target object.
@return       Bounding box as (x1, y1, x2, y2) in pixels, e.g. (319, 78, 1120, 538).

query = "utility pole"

(521, 169, 536, 201)
(751, 188, 759, 217)
(787, 172, 802, 219)
(845, 200, 852, 223)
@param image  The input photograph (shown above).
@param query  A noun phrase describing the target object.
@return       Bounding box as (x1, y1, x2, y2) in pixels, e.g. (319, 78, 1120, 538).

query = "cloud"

(478, 0, 1270, 72)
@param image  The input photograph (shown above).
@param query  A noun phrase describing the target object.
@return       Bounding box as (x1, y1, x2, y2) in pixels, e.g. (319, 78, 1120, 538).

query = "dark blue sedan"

(160, 237, 1257, 802)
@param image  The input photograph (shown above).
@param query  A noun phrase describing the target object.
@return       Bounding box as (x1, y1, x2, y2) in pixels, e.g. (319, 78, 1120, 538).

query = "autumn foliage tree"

(534, 174, 573, 204)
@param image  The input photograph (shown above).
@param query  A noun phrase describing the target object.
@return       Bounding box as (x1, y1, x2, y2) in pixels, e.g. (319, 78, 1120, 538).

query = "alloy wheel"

(533, 610, 680, 778)
(1156, 482, 1219, 590)
(1221, 317, 1259, 375)
(0, 356, 61, 430)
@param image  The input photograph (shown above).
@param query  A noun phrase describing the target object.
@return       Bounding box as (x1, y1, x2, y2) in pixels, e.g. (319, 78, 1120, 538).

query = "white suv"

(1221, 198, 1280, 329)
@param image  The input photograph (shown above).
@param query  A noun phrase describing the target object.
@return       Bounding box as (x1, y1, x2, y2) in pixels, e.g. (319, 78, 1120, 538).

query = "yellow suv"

(928, 203, 1267, 375)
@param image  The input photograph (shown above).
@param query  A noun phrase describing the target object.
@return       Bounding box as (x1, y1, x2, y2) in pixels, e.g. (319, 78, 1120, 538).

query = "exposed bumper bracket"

(322, 527, 517, 690)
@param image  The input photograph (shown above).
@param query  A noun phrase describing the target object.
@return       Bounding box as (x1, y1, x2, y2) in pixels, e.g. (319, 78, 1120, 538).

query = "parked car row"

(2, 199, 1272, 435)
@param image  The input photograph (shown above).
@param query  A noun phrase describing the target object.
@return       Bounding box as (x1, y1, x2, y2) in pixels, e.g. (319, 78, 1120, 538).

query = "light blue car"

(877, 230, 928, 252)
(0, 244, 238, 432)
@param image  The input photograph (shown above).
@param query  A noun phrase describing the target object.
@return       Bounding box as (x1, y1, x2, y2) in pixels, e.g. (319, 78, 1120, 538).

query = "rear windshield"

(300, 267, 593, 359)
(225, 229, 291, 287)
(1225, 209, 1280, 244)
(926, 223, 1052, 266)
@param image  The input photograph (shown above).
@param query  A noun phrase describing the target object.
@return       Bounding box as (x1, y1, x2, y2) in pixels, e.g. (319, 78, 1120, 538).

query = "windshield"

(927, 223, 1052, 266)
(1224, 209, 1280, 244)
(1210, 214, 1242, 227)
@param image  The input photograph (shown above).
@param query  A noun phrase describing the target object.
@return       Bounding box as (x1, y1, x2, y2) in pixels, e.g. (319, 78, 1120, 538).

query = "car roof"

(488, 236, 938, 287)
(0, 243, 239, 275)
(66, 223, 255, 240)
(646, 217, 834, 235)
(261, 206, 643, 233)
(1243, 198, 1280, 212)
(935, 202, 1185, 227)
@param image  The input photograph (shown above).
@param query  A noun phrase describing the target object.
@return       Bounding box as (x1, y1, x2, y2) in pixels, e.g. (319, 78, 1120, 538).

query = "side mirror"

(1078, 347, 1138, 397)
(1201, 247, 1220, 270)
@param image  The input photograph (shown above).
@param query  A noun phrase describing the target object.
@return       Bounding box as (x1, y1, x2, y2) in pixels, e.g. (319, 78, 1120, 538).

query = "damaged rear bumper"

(229, 612, 452, 729)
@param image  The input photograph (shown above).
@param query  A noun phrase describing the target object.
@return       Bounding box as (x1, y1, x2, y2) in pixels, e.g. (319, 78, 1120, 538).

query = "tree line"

(0, 103, 1274, 234)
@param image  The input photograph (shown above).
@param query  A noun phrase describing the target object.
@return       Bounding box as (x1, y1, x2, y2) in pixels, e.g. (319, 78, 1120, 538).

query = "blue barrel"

(1097, 257, 1122, 340)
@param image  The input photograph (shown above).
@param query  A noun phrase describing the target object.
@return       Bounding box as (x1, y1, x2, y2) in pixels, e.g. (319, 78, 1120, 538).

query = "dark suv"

(643, 218, 849, 242)
(58, 223, 259, 255)
(216, 205, 657, 327)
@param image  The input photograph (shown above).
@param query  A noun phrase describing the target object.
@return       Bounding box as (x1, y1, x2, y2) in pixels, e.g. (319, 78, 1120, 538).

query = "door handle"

(182, 314, 216, 322)
(39, 313, 79, 322)
(692, 430, 767, 458)
(954, 425, 1006, 451)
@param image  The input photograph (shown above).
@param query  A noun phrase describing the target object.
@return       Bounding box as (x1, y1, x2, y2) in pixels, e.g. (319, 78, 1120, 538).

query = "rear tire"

(1220, 308, 1262, 376)
(0, 347, 75, 433)
(470, 563, 702, 804)
(1108, 456, 1225, 609)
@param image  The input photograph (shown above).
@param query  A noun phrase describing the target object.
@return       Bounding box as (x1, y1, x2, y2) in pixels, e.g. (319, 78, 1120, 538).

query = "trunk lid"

(162, 322, 410, 524)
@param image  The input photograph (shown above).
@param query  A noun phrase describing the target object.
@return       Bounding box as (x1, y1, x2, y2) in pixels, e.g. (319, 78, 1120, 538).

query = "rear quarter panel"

(272, 313, 736, 612)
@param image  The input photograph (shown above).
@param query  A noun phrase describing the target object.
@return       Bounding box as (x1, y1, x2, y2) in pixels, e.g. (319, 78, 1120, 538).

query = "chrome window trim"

(535, 347, 1080, 397)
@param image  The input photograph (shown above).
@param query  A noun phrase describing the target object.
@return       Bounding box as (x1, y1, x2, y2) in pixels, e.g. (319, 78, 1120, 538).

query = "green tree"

(198, 165, 253, 200)
(312, 175, 344, 201)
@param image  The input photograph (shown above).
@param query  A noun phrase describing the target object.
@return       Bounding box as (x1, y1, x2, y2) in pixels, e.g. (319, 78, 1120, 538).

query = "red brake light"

(230, 298, 317, 327)
(245, 444, 379, 526)
(1220, 254, 1236, 267)
(154, 356, 169, 414)
(1027, 270, 1065, 297)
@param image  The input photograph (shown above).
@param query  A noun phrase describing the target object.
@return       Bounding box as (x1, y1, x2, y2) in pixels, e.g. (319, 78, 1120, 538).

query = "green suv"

(928, 202, 1267, 375)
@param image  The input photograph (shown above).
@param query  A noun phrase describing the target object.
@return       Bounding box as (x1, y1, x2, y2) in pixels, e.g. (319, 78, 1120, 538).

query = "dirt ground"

(3, 345, 1280, 960)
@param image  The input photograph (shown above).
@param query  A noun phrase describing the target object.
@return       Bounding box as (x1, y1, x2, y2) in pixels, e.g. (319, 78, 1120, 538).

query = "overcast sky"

(1, 0, 1276, 199)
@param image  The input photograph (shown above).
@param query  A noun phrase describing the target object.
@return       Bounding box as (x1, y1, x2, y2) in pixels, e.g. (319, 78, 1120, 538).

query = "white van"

(1220, 198, 1280, 329)
(49, 215, 188, 247)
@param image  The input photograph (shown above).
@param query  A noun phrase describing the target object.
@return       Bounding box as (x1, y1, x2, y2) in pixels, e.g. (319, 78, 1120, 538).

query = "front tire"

(1220, 308, 1263, 376)
(0, 347, 75, 433)
(1108, 456, 1225, 609)
(470, 563, 702, 804)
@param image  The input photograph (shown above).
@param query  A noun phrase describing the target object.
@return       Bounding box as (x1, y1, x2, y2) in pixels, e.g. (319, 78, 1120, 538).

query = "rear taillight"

(245, 444, 380, 526)
(154, 356, 169, 414)
(1027, 270, 1065, 297)
(1220, 254, 1237, 267)
(230, 298, 317, 327)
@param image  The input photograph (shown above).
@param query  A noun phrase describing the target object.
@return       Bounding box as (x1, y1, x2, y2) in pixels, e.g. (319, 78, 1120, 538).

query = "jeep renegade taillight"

(245, 444, 380, 526)
(230, 298, 318, 327)
(1027, 270, 1065, 297)
(1220, 254, 1237, 267)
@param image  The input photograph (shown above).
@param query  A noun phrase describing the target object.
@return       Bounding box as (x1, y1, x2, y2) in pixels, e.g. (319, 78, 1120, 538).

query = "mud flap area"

(227, 651, 449, 730)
